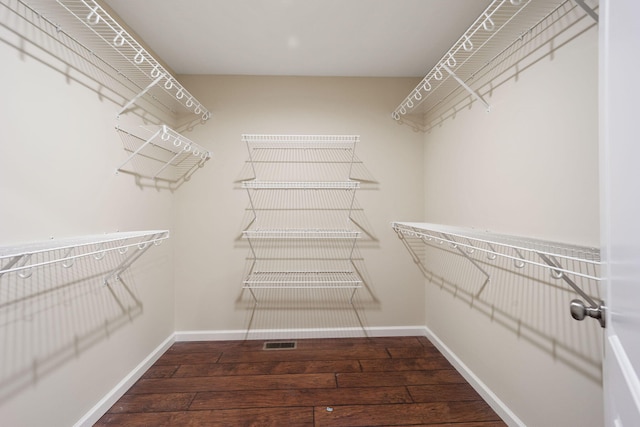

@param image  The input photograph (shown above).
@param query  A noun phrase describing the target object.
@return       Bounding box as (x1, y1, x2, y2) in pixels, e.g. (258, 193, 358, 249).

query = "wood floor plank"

(169, 407, 313, 426)
(154, 352, 221, 365)
(417, 336, 438, 349)
(167, 341, 261, 353)
(173, 359, 361, 377)
(129, 373, 337, 394)
(336, 369, 467, 388)
(313, 401, 502, 426)
(95, 412, 174, 426)
(141, 365, 179, 379)
(407, 383, 484, 402)
(218, 347, 389, 363)
(387, 346, 443, 359)
(190, 386, 412, 410)
(107, 392, 196, 413)
(359, 356, 452, 372)
(97, 408, 313, 427)
(283, 336, 424, 351)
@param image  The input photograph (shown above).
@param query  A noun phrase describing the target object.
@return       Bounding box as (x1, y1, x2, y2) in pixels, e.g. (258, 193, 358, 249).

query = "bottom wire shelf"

(243, 271, 362, 289)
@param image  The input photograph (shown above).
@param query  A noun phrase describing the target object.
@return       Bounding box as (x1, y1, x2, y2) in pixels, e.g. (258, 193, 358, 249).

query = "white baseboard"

(175, 325, 428, 341)
(73, 334, 176, 427)
(422, 325, 524, 427)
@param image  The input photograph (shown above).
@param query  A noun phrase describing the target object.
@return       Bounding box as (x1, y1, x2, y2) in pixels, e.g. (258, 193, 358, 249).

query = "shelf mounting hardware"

(441, 64, 491, 112)
(116, 74, 165, 118)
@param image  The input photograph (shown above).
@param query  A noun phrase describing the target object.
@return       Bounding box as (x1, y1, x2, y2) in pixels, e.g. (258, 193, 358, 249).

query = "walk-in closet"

(1, 0, 638, 426)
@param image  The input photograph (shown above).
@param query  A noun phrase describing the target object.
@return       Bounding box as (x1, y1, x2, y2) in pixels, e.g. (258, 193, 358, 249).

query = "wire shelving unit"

(392, 221, 604, 327)
(241, 134, 364, 296)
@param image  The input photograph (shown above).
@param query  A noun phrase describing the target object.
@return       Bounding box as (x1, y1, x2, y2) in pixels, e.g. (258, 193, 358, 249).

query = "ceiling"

(103, 0, 491, 77)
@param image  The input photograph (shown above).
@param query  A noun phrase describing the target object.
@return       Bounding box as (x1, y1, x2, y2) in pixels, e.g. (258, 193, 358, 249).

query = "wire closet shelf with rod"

(0, 231, 169, 286)
(391, 0, 599, 129)
(392, 222, 604, 327)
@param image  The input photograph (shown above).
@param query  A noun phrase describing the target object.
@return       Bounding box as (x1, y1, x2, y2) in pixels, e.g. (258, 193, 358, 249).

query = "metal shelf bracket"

(441, 64, 491, 112)
(538, 252, 605, 327)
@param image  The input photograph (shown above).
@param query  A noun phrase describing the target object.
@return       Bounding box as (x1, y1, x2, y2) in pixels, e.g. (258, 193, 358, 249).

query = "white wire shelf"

(115, 124, 211, 183)
(242, 134, 359, 149)
(392, 221, 604, 326)
(0, 230, 169, 283)
(392, 222, 600, 280)
(242, 181, 360, 190)
(23, 0, 210, 120)
(392, 0, 566, 122)
(243, 229, 360, 239)
(243, 271, 362, 289)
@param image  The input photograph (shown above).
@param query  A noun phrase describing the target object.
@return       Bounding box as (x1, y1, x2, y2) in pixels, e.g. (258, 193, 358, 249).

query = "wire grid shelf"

(116, 125, 211, 183)
(243, 271, 362, 289)
(243, 229, 361, 239)
(242, 181, 360, 190)
(0, 230, 169, 277)
(392, 222, 600, 281)
(246, 147, 361, 165)
(242, 134, 359, 149)
(392, 0, 566, 122)
(23, 0, 210, 120)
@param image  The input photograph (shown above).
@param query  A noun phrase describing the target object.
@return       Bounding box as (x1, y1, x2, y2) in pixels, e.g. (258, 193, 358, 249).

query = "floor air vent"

(263, 341, 297, 350)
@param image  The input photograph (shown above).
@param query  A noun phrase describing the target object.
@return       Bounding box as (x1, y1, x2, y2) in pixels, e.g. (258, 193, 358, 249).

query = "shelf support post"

(441, 64, 491, 112)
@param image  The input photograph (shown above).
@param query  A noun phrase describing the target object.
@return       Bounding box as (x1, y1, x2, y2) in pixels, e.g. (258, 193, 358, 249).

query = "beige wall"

(172, 75, 426, 335)
(0, 14, 175, 427)
(420, 7, 602, 427)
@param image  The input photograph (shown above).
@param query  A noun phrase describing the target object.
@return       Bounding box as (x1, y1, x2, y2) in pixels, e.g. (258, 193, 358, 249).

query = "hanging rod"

(22, 0, 210, 120)
(392, 221, 604, 327)
(392, 0, 569, 122)
(0, 230, 169, 285)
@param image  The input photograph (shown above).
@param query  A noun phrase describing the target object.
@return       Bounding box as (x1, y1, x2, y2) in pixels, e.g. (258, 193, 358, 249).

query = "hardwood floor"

(96, 336, 507, 426)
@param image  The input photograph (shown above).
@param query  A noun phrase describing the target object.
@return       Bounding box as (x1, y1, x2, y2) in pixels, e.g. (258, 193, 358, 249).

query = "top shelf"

(25, 0, 210, 120)
(392, 0, 566, 122)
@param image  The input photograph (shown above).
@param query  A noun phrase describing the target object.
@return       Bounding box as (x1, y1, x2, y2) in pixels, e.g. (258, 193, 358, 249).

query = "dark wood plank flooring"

(96, 336, 506, 426)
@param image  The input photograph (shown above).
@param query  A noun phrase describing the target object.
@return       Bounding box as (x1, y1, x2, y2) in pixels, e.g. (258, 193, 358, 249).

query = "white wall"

(0, 8, 175, 427)
(172, 75, 426, 336)
(420, 5, 602, 427)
